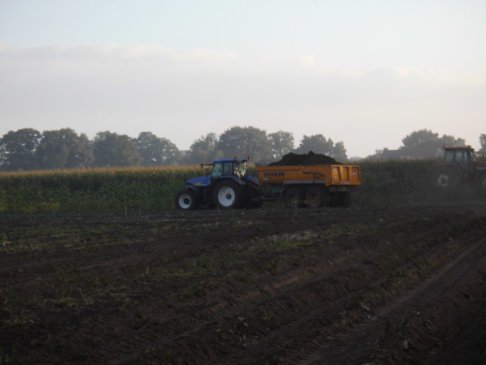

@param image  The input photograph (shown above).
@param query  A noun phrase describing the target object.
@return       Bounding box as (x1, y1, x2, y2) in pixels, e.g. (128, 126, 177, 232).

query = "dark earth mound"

(269, 151, 339, 166)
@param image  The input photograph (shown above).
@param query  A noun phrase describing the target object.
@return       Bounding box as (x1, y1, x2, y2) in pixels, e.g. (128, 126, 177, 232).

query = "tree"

(186, 133, 218, 163)
(36, 128, 93, 169)
(333, 141, 347, 161)
(402, 129, 439, 148)
(400, 129, 464, 158)
(441, 134, 466, 149)
(136, 132, 180, 166)
(92, 131, 141, 167)
(295, 134, 334, 155)
(295, 134, 348, 161)
(0, 128, 41, 171)
(269, 131, 294, 160)
(216, 126, 272, 163)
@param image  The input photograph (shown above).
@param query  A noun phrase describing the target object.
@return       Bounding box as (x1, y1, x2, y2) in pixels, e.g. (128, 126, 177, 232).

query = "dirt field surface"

(1, 204, 486, 364)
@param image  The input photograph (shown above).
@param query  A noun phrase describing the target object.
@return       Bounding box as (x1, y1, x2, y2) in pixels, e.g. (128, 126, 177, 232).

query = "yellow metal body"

(256, 164, 361, 187)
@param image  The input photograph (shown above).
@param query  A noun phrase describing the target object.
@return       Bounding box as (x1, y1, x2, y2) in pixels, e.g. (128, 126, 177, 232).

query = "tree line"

(0, 126, 347, 171)
(369, 129, 486, 160)
(1, 126, 484, 172)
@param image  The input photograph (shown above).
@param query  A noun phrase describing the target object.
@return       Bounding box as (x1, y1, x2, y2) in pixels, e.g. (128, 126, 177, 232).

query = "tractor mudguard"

(186, 175, 212, 187)
(212, 176, 247, 187)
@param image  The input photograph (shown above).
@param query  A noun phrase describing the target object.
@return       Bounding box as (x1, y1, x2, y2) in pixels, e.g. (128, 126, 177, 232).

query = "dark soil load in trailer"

(269, 151, 340, 166)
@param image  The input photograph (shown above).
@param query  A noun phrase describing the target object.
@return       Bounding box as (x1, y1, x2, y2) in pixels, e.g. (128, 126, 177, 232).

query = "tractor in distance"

(175, 154, 361, 210)
(175, 159, 263, 210)
(436, 146, 486, 191)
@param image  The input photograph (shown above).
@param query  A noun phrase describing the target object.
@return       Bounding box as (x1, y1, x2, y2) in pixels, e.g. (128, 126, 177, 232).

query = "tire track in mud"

(216, 230, 483, 365)
(1, 209, 350, 359)
(283, 238, 486, 365)
(181, 219, 481, 364)
(371, 239, 486, 365)
(1, 207, 357, 291)
(2, 206, 486, 364)
(98, 213, 484, 364)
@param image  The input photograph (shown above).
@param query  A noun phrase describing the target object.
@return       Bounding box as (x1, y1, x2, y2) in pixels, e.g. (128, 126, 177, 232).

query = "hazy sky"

(1, 0, 485, 157)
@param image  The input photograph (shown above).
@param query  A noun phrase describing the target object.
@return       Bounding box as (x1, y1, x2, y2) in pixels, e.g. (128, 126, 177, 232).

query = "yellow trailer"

(256, 164, 361, 208)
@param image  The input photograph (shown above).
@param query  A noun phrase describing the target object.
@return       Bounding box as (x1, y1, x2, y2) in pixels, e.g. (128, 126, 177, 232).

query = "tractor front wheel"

(175, 189, 198, 210)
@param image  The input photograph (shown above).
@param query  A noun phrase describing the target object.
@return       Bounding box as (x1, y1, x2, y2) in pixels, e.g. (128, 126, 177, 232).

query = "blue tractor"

(175, 159, 263, 210)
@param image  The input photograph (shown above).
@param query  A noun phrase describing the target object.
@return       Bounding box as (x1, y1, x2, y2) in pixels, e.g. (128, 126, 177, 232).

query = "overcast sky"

(1, 0, 485, 157)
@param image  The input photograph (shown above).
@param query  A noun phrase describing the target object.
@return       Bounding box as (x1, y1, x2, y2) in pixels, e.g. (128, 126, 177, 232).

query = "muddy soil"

(268, 152, 339, 166)
(1, 204, 486, 364)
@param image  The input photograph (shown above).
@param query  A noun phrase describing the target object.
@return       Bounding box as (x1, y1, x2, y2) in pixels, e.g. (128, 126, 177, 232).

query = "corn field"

(0, 160, 466, 213)
(0, 166, 201, 213)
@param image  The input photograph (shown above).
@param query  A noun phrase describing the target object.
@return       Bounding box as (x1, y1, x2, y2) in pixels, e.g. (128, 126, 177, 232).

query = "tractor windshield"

(211, 161, 247, 178)
(445, 150, 454, 162)
(211, 163, 223, 177)
(212, 162, 236, 177)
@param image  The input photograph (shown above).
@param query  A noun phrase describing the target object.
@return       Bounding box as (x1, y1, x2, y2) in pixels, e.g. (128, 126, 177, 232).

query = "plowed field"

(1, 205, 486, 364)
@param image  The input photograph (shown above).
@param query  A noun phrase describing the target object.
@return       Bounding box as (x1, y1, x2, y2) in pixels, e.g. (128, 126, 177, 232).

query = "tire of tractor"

(213, 180, 242, 209)
(437, 169, 460, 190)
(283, 187, 303, 209)
(175, 189, 198, 210)
(305, 186, 325, 208)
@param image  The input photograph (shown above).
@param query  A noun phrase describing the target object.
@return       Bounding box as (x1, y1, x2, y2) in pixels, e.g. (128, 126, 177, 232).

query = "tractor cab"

(438, 146, 486, 190)
(443, 146, 476, 174)
(211, 159, 248, 179)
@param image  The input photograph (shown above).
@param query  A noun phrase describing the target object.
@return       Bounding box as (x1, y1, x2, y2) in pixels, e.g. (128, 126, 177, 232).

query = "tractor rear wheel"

(437, 169, 460, 189)
(213, 181, 242, 209)
(283, 187, 303, 208)
(175, 189, 198, 210)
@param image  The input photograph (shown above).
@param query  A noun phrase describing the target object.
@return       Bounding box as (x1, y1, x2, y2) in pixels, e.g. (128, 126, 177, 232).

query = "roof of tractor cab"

(212, 159, 248, 163)
(443, 145, 474, 152)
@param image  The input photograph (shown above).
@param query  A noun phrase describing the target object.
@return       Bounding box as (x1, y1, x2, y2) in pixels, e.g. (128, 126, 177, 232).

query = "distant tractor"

(437, 146, 486, 191)
(175, 154, 361, 210)
(175, 159, 262, 210)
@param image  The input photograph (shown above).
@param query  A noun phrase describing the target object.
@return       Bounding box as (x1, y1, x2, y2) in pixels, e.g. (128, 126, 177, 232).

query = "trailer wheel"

(213, 181, 242, 209)
(305, 186, 325, 208)
(175, 189, 198, 210)
(283, 187, 303, 208)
